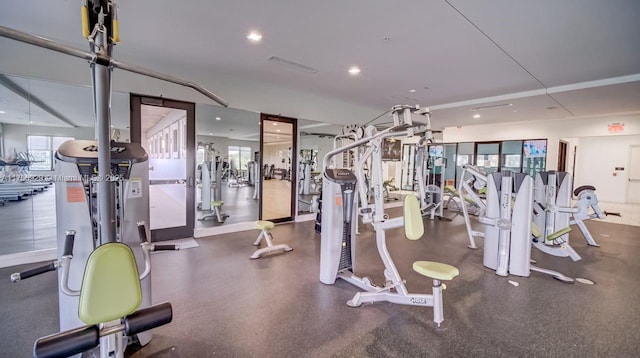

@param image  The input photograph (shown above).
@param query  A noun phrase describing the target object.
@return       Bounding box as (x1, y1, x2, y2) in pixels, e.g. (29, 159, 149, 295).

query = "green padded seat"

(413, 261, 460, 281)
(212, 201, 224, 207)
(547, 226, 572, 241)
(256, 220, 274, 231)
(78, 243, 142, 325)
(404, 195, 423, 240)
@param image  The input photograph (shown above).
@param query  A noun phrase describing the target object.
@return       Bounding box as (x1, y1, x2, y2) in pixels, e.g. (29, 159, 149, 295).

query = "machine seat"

(256, 220, 275, 231)
(212, 201, 224, 207)
(78, 243, 142, 325)
(413, 261, 460, 281)
(405, 195, 459, 280)
(573, 185, 596, 196)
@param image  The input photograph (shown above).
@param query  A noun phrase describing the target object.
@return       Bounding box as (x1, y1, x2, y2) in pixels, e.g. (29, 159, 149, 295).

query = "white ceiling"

(0, 0, 639, 130)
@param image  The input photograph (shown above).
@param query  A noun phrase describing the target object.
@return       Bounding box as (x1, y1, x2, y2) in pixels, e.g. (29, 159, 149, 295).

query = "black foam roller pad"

(33, 325, 99, 358)
(124, 302, 173, 336)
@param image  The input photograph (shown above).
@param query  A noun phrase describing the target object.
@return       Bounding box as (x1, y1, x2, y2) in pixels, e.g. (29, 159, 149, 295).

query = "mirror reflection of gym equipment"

(260, 115, 296, 222)
(194, 106, 261, 228)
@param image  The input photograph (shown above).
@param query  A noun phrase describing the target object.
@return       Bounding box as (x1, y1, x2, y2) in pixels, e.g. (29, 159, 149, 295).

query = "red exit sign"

(608, 123, 625, 133)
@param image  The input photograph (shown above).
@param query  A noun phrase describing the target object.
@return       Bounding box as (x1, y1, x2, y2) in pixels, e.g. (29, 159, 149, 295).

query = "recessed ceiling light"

(209, 132, 213, 135)
(348, 66, 361, 75)
(0, 110, 5, 114)
(247, 31, 262, 42)
(409, 89, 416, 93)
(272, 122, 278, 126)
(28, 120, 33, 124)
(473, 114, 481, 119)
(216, 117, 221, 120)
(276, 129, 281, 132)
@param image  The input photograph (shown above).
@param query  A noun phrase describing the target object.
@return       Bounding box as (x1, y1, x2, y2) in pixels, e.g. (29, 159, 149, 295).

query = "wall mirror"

(195, 105, 260, 228)
(0, 74, 130, 259)
(296, 122, 341, 216)
(260, 114, 296, 222)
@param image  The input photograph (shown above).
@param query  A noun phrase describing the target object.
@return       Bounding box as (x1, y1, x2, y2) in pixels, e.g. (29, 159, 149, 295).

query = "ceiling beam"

(430, 74, 640, 111)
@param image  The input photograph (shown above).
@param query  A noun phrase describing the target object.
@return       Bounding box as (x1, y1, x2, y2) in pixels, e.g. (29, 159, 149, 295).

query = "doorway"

(558, 140, 568, 172)
(627, 145, 640, 204)
(130, 94, 196, 241)
(260, 114, 297, 222)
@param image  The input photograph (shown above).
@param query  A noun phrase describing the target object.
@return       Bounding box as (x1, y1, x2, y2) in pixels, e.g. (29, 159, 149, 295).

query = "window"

(228, 146, 252, 173)
(27, 135, 74, 171)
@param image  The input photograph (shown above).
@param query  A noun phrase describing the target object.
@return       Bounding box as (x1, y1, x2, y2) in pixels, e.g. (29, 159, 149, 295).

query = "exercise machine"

(459, 165, 573, 282)
(534, 171, 619, 248)
(28, 228, 173, 358)
(248, 158, 261, 200)
(1, 0, 227, 354)
(198, 144, 227, 222)
(11, 140, 180, 355)
(320, 105, 459, 326)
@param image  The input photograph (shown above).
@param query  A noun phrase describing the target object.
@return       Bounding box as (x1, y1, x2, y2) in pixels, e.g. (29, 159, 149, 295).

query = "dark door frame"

(558, 140, 568, 172)
(130, 94, 196, 241)
(259, 113, 297, 223)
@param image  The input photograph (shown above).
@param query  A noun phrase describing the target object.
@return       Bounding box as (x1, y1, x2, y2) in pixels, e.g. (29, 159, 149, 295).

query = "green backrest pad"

(78, 243, 142, 325)
(404, 195, 424, 240)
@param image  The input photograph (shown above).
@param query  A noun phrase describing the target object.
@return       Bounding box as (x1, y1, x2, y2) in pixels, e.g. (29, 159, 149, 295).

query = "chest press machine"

(3, 0, 229, 356)
(320, 105, 460, 327)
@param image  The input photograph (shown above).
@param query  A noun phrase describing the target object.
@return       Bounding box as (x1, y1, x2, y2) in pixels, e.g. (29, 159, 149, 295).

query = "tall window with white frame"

(27, 135, 74, 171)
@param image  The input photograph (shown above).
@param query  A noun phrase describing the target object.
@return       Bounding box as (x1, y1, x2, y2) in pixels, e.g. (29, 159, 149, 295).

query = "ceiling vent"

(390, 94, 419, 103)
(267, 56, 319, 74)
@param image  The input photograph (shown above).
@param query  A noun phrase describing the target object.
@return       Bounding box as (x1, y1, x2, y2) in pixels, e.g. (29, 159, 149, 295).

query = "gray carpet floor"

(1, 212, 638, 357)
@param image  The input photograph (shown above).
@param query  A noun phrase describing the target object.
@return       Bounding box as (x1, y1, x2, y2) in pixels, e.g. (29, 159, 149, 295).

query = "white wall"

(574, 135, 640, 203)
(442, 113, 640, 202)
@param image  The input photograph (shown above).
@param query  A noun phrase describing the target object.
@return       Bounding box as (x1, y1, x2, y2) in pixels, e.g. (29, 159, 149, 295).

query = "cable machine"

(2, 1, 228, 356)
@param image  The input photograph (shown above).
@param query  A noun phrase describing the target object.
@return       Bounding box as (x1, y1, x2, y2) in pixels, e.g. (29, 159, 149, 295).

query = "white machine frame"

(534, 171, 618, 248)
(320, 105, 458, 326)
(459, 165, 573, 282)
